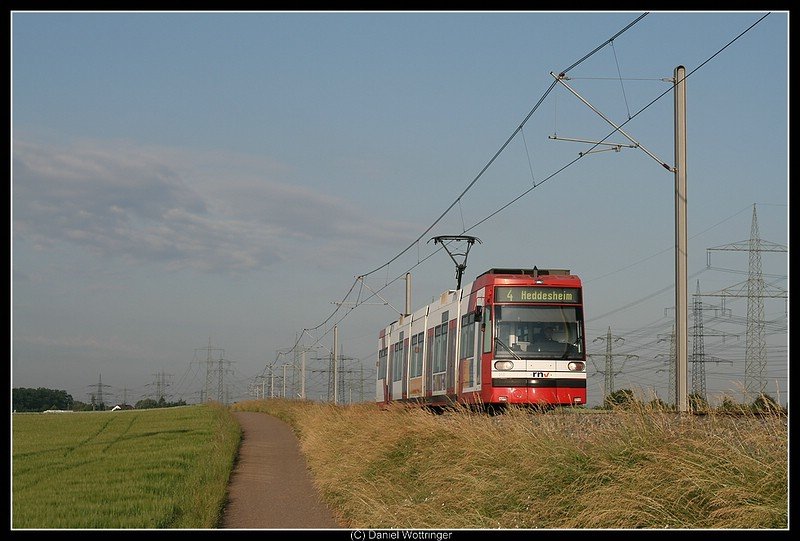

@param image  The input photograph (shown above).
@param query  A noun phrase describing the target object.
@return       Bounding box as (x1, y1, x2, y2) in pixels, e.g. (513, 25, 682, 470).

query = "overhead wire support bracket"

(547, 135, 637, 156)
(353, 276, 404, 315)
(550, 71, 675, 172)
(330, 301, 387, 306)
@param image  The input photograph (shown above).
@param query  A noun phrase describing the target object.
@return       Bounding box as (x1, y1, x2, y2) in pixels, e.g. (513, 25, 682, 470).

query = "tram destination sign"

(496, 286, 581, 304)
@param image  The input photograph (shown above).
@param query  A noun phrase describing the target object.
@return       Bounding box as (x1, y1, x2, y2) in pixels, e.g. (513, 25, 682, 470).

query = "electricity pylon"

(705, 204, 787, 401)
(151, 369, 173, 402)
(88, 373, 113, 410)
(196, 337, 225, 403)
(656, 325, 677, 406)
(690, 281, 736, 403)
(590, 327, 638, 400)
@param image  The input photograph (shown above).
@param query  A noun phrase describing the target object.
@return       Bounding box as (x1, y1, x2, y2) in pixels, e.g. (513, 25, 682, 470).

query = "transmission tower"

(217, 355, 235, 405)
(195, 338, 225, 403)
(336, 359, 365, 404)
(329, 353, 356, 404)
(307, 353, 360, 404)
(690, 281, 736, 403)
(589, 327, 637, 400)
(88, 373, 113, 410)
(656, 325, 676, 406)
(151, 369, 173, 402)
(705, 204, 787, 401)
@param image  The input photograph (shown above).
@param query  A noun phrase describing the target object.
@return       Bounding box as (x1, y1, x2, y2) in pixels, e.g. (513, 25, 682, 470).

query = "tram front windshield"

(494, 305, 583, 359)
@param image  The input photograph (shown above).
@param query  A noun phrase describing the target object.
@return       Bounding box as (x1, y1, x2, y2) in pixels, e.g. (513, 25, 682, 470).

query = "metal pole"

(270, 368, 274, 398)
(405, 272, 412, 317)
(674, 66, 689, 413)
(333, 325, 339, 405)
(301, 349, 306, 400)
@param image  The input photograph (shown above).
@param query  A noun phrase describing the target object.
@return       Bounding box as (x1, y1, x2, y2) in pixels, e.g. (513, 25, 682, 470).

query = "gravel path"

(220, 411, 341, 529)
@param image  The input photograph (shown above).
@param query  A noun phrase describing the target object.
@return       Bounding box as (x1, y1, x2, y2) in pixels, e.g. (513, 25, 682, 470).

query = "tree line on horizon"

(11, 387, 187, 412)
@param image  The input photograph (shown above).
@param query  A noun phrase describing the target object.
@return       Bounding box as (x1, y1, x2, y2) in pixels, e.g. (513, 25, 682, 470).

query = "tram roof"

(477, 268, 571, 278)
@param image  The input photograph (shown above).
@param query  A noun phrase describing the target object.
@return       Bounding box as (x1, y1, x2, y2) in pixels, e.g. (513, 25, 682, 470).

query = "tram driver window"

(498, 322, 514, 346)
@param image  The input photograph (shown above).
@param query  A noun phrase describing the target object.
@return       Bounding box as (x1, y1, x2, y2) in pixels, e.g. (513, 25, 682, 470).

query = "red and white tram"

(376, 268, 587, 409)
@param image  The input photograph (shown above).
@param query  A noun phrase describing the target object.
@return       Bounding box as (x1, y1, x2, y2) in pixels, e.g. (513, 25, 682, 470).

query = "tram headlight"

(568, 361, 586, 372)
(494, 360, 514, 371)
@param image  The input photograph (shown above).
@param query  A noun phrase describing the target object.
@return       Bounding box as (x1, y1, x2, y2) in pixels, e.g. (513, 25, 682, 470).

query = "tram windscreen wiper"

(562, 340, 580, 359)
(494, 337, 522, 361)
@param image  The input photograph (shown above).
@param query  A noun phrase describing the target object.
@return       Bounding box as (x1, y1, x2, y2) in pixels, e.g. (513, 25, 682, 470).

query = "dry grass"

(232, 399, 787, 529)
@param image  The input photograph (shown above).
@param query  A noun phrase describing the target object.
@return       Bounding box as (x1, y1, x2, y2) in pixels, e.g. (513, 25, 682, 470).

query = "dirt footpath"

(220, 411, 341, 529)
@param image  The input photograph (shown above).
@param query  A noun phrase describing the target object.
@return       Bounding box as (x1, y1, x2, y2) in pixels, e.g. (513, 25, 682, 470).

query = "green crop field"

(11, 403, 240, 529)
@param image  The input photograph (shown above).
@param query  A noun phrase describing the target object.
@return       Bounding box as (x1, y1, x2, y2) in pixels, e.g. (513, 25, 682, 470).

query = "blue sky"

(11, 11, 788, 408)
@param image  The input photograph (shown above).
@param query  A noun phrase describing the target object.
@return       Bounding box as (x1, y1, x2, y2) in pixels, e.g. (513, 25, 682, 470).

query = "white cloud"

(13, 137, 413, 274)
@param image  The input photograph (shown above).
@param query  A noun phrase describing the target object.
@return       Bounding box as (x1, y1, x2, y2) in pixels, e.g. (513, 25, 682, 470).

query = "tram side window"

(460, 313, 475, 359)
(433, 324, 447, 373)
(378, 348, 387, 380)
(393, 333, 404, 382)
(410, 332, 424, 378)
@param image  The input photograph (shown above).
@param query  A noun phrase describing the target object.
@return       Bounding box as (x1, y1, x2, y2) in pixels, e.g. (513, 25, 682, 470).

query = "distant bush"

(135, 397, 187, 409)
(12, 387, 73, 412)
(603, 388, 637, 409)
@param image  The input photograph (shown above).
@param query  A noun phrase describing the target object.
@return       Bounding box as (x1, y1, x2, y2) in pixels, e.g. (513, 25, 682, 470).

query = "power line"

(359, 13, 650, 282)
(264, 12, 773, 389)
(273, 14, 651, 362)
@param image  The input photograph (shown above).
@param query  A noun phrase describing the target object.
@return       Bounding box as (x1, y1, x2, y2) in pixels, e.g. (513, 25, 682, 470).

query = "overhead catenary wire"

(465, 13, 771, 235)
(358, 12, 651, 282)
(260, 12, 773, 381)
(610, 40, 632, 120)
(260, 13, 651, 369)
